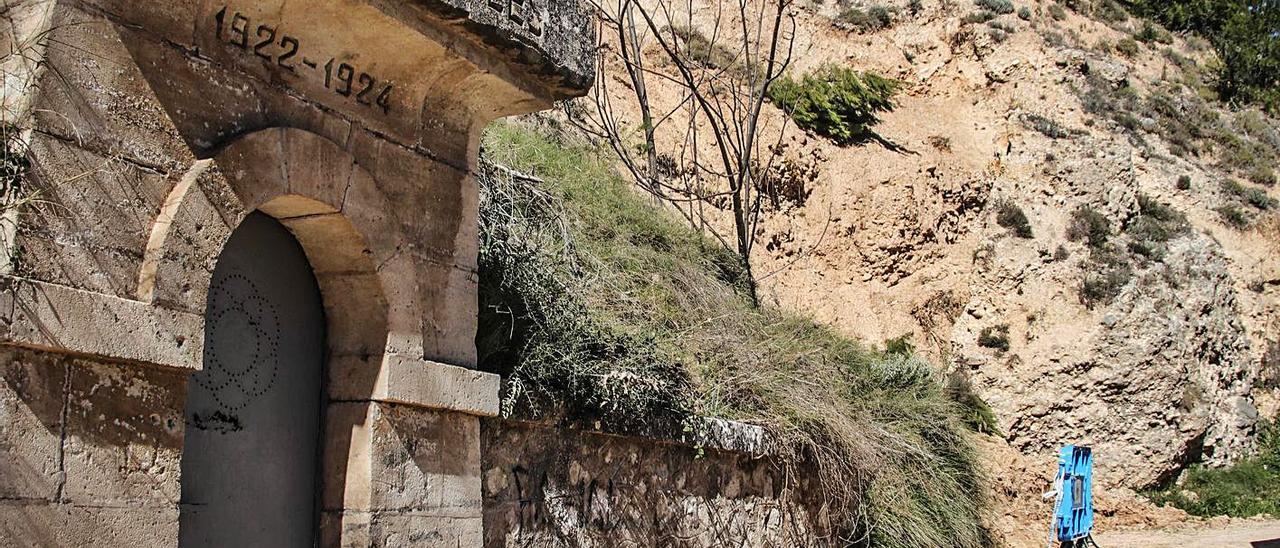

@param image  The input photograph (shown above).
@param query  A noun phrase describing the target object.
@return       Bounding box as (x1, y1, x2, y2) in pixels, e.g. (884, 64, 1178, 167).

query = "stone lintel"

(390, 0, 596, 98)
(372, 354, 500, 417)
(0, 277, 203, 370)
(493, 416, 771, 457)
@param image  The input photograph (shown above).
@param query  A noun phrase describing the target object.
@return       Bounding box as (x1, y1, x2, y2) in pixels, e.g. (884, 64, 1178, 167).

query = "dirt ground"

(1092, 519, 1280, 548)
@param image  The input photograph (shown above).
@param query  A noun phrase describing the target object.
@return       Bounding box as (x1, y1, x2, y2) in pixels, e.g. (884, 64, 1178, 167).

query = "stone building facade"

(0, 0, 826, 546)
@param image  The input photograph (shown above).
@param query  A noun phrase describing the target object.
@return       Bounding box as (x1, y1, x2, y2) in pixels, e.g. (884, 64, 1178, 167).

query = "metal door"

(179, 212, 325, 547)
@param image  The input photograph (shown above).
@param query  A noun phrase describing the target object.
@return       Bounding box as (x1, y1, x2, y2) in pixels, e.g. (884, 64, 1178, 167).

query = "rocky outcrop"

(955, 236, 1257, 487)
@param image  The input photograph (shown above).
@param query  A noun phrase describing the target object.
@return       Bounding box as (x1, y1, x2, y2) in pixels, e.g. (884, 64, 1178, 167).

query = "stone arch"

(143, 127, 429, 536)
(140, 127, 411, 364)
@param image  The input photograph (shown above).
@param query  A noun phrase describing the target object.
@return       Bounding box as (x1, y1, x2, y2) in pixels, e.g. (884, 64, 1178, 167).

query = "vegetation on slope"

(1147, 419, 1280, 517)
(768, 65, 899, 146)
(477, 122, 989, 547)
(1121, 0, 1279, 111)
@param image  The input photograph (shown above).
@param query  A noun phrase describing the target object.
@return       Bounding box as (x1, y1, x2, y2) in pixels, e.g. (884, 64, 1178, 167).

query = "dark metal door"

(179, 212, 325, 547)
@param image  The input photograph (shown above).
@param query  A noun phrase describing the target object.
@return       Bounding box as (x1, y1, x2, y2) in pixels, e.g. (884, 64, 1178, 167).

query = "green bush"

(668, 26, 761, 81)
(1049, 3, 1067, 20)
(1125, 195, 1190, 260)
(1177, 175, 1193, 190)
(996, 200, 1034, 238)
(1135, 20, 1173, 43)
(978, 324, 1011, 351)
(768, 65, 899, 146)
(945, 371, 1002, 435)
(478, 122, 988, 548)
(1024, 113, 1078, 139)
(1115, 37, 1141, 57)
(963, 10, 998, 24)
(1222, 179, 1278, 210)
(1018, 6, 1033, 20)
(1093, 0, 1130, 22)
(1147, 419, 1280, 518)
(1080, 247, 1134, 308)
(1067, 205, 1112, 248)
(840, 5, 895, 32)
(1124, 0, 1280, 112)
(976, 0, 1015, 14)
(1216, 204, 1252, 229)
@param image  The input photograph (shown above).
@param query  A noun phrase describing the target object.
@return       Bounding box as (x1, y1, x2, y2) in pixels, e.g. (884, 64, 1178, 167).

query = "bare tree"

(572, 0, 799, 306)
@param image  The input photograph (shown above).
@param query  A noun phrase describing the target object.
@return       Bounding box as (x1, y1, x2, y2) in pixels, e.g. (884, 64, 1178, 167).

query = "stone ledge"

(371, 354, 500, 417)
(0, 277, 203, 370)
(492, 416, 771, 457)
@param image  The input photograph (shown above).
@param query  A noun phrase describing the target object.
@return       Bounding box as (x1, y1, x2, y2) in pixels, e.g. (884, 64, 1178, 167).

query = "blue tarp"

(1054, 445, 1095, 542)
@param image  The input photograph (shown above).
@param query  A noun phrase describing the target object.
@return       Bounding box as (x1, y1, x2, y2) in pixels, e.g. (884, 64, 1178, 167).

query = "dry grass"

(477, 121, 989, 547)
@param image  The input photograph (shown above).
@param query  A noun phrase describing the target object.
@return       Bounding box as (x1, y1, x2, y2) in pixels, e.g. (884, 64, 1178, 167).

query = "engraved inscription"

(487, 0, 543, 37)
(212, 6, 394, 114)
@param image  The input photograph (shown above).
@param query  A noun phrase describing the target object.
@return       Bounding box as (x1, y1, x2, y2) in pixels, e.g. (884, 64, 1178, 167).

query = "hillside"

(535, 0, 1279, 544)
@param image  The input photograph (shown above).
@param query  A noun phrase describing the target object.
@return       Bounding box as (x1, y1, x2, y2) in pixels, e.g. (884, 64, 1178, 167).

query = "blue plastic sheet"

(1054, 445, 1094, 542)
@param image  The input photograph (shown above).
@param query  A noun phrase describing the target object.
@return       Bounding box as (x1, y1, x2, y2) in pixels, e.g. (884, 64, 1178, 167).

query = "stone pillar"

(0, 0, 593, 546)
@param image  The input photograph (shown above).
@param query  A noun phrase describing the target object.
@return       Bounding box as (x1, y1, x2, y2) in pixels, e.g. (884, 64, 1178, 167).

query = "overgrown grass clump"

(478, 122, 988, 547)
(768, 65, 899, 146)
(1147, 419, 1280, 518)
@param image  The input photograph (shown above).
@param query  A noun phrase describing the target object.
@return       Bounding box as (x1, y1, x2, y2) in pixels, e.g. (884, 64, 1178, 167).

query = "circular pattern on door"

(195, 271, 281, 412)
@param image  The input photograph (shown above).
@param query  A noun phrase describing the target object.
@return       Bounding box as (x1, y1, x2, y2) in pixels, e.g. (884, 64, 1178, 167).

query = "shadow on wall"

(0, 346, 186, 542)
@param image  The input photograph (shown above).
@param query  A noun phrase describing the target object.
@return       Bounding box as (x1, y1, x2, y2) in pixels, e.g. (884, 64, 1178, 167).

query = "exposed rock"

(958, 237, 1257, 486)
(1084, 55, 1131, 86)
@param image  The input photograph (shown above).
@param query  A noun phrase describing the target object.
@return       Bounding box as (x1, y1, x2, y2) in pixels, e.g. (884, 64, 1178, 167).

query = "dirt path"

(1093, 520, 1280, 548)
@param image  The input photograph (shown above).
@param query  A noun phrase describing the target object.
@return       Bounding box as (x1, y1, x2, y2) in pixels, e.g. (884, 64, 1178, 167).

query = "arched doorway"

(179, 212, 327, 547)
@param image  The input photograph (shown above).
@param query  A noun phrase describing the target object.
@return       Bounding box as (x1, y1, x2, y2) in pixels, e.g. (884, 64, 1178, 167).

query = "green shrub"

(1049, 3, 1067, 20)
(1053, 244, 1071, 261)
(885, 334, 916, 356)
(1092, 0, 1129, 22)
(1125, 195, 1190, 260)
(840, 5, 895, 32)
(1018, 6, 1032, 20)
(978, 324, 1011, 351)
(1249, 166, 1277, 187)
(1067, 205, 1112, 248)
(1216, 204, 1252, 229)
(768, 65, 899, 146)
(1024, 113, 1078, 139)
(1222, 179, 1278, 210)
(976, 0, 1014, 15)
(1115, 37, 1141, 57)
(1124, 0, 1279, 112)
(479, 122, 988, 548)
(668, 26, 761, 81)
(1080, 247, 1133, 308)
(996, 200, 1034, 238)
(1147, 419, 1280, 518)
(1135, 20, 1173, 44)
(963, 10, 998, 24)
(1177, 175, 1193, 190)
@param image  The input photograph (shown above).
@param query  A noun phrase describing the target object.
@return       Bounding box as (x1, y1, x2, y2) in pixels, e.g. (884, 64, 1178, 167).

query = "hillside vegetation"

(1148, 419, 1280, 518)
(476, 122, 990, 547)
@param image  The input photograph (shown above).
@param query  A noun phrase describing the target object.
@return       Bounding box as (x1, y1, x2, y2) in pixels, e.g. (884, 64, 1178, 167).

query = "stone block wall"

(480, 420, 837, 548)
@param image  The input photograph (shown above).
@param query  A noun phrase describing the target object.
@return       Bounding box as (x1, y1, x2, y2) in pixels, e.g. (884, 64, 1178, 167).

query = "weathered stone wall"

(0, 346, 185, 544)
(480, 420, 837, 548)
(1, 0, 595, 545)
